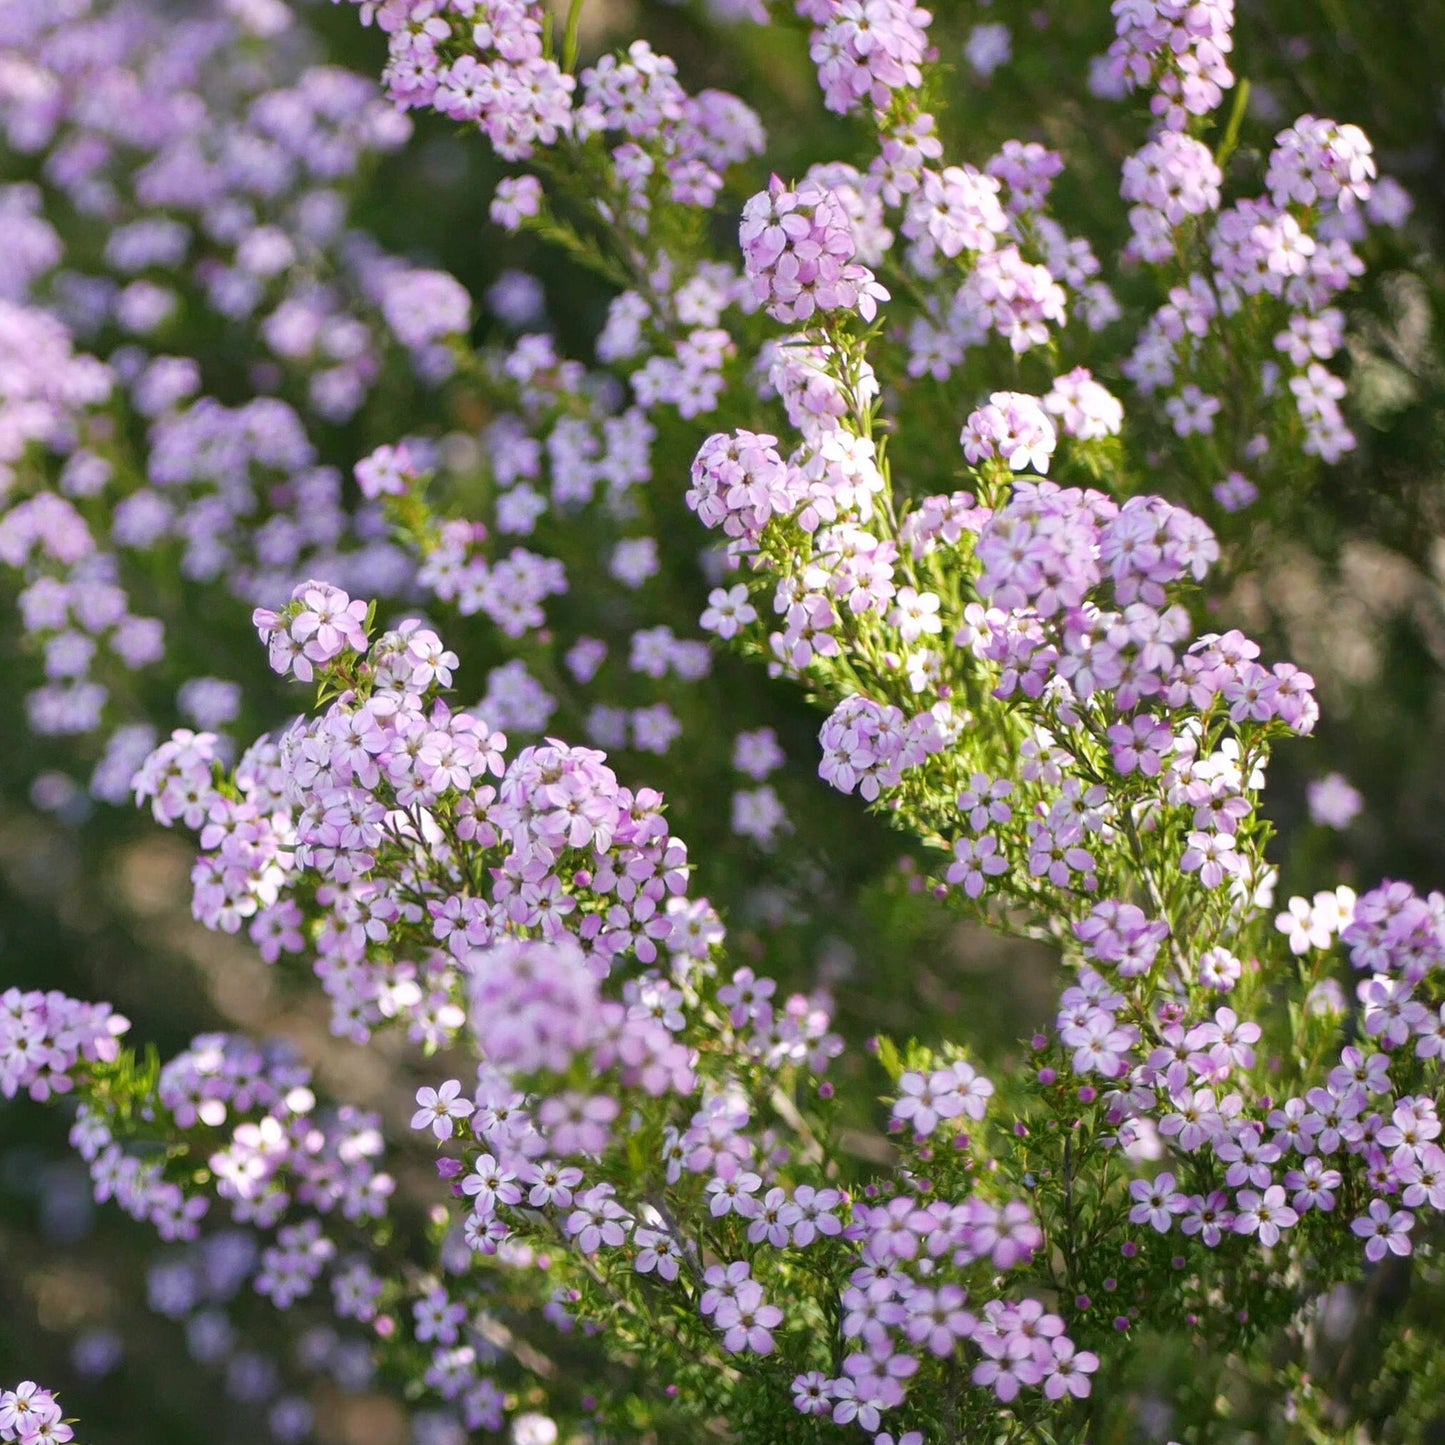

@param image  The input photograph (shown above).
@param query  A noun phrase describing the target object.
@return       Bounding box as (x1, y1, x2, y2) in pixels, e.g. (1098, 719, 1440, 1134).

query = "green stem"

(1214, 78, 1252, 174)
(562, 0, 585, 73)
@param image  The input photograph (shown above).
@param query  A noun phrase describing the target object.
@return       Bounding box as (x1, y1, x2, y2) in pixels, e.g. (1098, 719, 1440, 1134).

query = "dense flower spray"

(0, 0, 1438, 1438)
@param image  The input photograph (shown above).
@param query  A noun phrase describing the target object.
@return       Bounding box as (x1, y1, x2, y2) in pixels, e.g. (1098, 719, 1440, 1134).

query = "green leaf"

(875, 1033, 903, 1083)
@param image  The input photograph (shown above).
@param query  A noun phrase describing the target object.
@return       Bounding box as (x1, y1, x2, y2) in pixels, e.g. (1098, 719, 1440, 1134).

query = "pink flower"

(1351, 1199, 1415, 1261)
(714, 1281, 783, 1353)
(411, 1079, 474, 1140)
(1041, 1337, 1099, 1399)
(354, 442, 418, 499)
(1233, 1185, 1298, 1247)
(740, 175, 889, 324)
(1128, 1171, 1187, 1233)
(491, 175, 544, 230)
(946, 834, 1008, 898)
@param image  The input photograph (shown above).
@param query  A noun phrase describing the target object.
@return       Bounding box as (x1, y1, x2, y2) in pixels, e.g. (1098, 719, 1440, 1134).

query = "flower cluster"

(1109, 6, 1403, 490)
(1044, 872, 1445, 1283)
(3, 0, 1439, 1440)
(134, 598, 710, 1042)
(97, 396, 1444, 1437)
(63, 1023, 394, 1246)
(1267, 115, 1376, 212)
(252, 582, 371, 684)
(802, 0, 934, 117)
(0, 0, 477, 771)
(1103, 0, 1236, 130)
(740, 176, 888, 324)
(81, 603, 1092, 1436)
(373, 0, 572, 161)
(0, 1384, 72, 1445)
(0, 989, 127, 1103)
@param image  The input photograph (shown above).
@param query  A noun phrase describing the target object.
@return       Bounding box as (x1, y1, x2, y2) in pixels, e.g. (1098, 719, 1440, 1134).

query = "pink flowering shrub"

(14, 564, 1445, 1439)
(4, 0, 1445, 1440)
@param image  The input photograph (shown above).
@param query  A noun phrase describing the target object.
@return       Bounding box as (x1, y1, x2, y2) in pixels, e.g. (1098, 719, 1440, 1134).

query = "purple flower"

(1351, 1199, 1415, 1261)
(1040, 1337, 1099, 1400)
(971, 1328, 1042, 1402)
(740, 176, 888, 324)
(946, 835, 1008, 899)
(1181, 1190, 1234, 1247)
(1128, 1171, 1187, 1233)
(411, 1080, 474, 1141)
(1308, 772, 1363, 829)
(961, 392, 1057, 474)
(1233, 1185, 1298, 1247)
(714, 1282, 783, 1354)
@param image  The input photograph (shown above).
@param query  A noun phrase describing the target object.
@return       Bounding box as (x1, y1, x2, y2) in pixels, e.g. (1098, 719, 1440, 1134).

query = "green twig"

(562, 0, 585, 73)
(1214, 78, 1253, 173)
